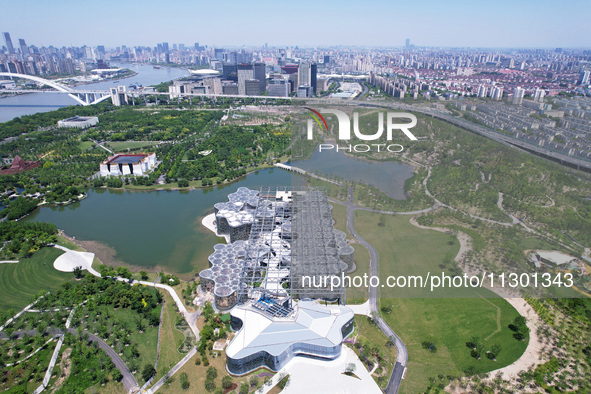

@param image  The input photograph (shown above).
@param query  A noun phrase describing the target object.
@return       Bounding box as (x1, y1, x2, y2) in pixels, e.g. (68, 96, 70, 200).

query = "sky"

(3, 0, 590, 49)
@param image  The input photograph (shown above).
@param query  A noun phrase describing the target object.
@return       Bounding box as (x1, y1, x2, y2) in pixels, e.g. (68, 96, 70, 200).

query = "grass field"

(330, 203, 370, 303)
(352, 315, 398, 389)
(354, 211, 528, 393)
(109, 304, 160, 383)
(154, 291, 187, 382)
(0, 247, 74, 313)
(78, 140, 94, 151)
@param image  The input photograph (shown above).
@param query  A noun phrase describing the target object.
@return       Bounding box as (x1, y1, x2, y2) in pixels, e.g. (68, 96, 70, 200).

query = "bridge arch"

(0, 72, 109, 106)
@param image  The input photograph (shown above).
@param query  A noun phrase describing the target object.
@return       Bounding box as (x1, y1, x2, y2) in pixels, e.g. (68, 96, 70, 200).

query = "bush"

(142, 364, 155, 382)
(222, 375, 232, 389)
(205, 379, 216, 392)
(180, 372, 190, 390)
(195, 357, 201, 366)
(206, 366, 218, 380)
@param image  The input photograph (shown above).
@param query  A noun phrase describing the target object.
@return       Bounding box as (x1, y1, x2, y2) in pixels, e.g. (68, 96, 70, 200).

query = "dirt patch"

(50, 347, 72, 393)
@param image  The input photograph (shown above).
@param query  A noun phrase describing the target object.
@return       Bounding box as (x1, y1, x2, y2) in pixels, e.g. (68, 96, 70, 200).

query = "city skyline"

(3, 0, 591, 48)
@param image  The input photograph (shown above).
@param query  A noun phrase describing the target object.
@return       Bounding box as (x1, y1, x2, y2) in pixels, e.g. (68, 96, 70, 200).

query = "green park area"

(354, 211, 528, 392)
(0, 247, 74, 314)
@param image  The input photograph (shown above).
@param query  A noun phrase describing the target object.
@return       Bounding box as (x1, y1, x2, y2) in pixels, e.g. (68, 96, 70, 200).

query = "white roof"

(189, 69, 220, 75)
(536, 250, 577, 265)
(227, 301, 353, 359)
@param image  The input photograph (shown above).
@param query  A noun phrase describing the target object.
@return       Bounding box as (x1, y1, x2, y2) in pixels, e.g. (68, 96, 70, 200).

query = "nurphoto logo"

(304, 107, 418, 153)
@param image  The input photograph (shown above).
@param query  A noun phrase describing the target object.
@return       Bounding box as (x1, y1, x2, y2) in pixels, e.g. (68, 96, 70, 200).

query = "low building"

(57, 116, 99, 129)
(534, 250, 578, 267)
(226, 300, 354, 375)
(99, 153, 156, 176)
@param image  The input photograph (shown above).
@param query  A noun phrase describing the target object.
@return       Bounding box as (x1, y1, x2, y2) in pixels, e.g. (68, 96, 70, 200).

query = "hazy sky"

(3, 0, 590, 48)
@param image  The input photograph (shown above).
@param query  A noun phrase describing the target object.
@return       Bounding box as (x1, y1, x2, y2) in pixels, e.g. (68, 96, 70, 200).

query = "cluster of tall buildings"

(170, 60, 319, 98)
(1, 31, 79, 76)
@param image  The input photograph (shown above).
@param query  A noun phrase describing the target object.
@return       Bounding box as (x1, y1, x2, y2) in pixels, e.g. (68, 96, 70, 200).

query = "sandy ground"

(409, 217, 546, 382)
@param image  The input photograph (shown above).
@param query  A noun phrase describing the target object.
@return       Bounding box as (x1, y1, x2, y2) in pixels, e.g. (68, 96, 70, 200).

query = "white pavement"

(53, 245, 99, 276)
(201, 213, 230, 243)
(347, 300, 371, 317)
(261, 346, 381, 394)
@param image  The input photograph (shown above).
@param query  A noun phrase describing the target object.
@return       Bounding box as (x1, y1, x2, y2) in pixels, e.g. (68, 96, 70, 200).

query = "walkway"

(344, 186, 408, 394)
(146, 347, 197, 394)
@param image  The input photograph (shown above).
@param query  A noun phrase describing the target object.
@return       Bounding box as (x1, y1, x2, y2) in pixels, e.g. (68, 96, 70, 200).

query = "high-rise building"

(223, 64, 238, 81)
(18, 39, 28, 57)
(490, 86, 503, 101)
(405, 38, 410, 48)
(323, 55, 330, 64)
(298, 62, 317, 94)
(578, 70, 590, 85)
(252, 62, 266, 94)
(237, 63, 254, 95)
(162, 42, 169, 52)
(267, 79, 289, 97)
(3, 32, 15, 54)
(97, 45, 106, 58)
(476, 85, 487, 98)
(244, 79, 261, 96)
(533, 88, 545, 103)
(214, 48, 225, 61)
(512, 87, 524, 105)
(297, 85, 312, 98)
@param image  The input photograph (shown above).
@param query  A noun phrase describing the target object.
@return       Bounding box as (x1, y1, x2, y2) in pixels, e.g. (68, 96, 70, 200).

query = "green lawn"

(352, 315, 398, 389)
(330, 203, 370, 303)
(78, 140, 94, 151)
(154, 291, 186, 382)
(355, 212, 528, 392)
(0, 248, 74, 313)
(109, 304, 160, 382)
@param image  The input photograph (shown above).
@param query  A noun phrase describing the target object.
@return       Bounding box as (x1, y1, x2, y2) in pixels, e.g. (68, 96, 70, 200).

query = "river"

(0, 63, 188, 123)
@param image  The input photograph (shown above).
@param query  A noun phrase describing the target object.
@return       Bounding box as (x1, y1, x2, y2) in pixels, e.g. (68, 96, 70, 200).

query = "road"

(344, 186, 408, 394)
(1, 327, 139, 393)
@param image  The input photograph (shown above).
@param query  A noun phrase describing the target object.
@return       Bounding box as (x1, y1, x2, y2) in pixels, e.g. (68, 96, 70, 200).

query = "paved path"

(146, 347, 197, 393)
(4, 327, 139, 393)
(344, 186, 407, 394)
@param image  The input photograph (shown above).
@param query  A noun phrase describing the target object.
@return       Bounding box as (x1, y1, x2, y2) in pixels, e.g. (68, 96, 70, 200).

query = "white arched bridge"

(0, 72, 113, 106)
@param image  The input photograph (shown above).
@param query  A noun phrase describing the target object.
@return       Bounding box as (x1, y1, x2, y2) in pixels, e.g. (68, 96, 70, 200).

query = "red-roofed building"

(0, 155, 41, 175)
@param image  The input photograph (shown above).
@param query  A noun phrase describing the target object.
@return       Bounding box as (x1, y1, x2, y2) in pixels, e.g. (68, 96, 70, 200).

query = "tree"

(239, 382, 249, 394)
(73, 266, 84, 279)
(249, 375, 259, 388)
(140, 271, 149, 280)
(488, 344, 502, 360)
(142, 364, 155, 382)
(180, 372, 190, 390)
(206, 366, 218, 380)
(222, 375, 232, 389)
(112, 369, 123, 382)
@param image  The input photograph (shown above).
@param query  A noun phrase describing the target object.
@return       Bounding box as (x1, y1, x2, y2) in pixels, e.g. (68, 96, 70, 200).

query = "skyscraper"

(405, 38, 410, 49)
(490, 86, 503, 101)
(3, 32, 15, 54)
(533, 88, 545, 103)
(476, 85, 487, 98)
(252, 62, 266, 94)
(512, 87, 524, 105)
(298, 62, 317, 94)
(238, 63, 254, 95)
(18, 39, 28, 57)
(578, 70, 590, 85)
